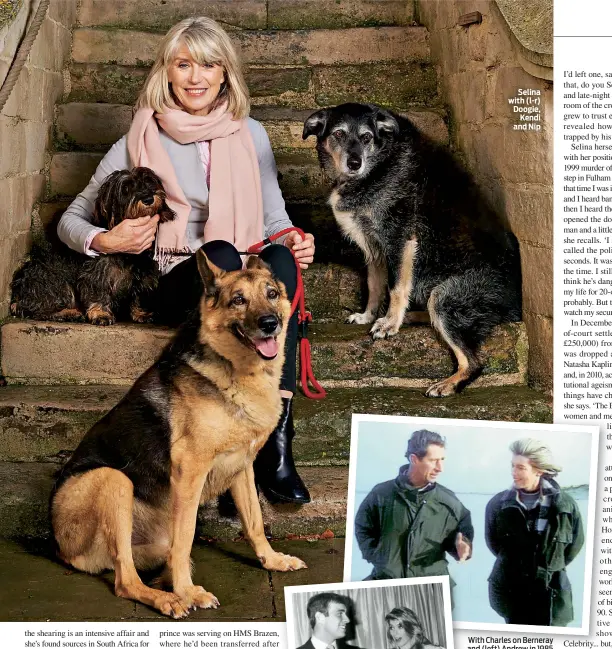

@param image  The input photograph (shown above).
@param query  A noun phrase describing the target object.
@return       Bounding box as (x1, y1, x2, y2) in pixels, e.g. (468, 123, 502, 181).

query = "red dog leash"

(246, 228, 327, 400)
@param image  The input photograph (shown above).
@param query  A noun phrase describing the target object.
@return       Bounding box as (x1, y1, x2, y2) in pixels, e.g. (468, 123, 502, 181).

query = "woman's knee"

(259, 244, 297, 296)
(200, 240, 242, 272)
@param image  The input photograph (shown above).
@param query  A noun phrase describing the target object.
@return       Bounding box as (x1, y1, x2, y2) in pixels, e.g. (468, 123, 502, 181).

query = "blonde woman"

(385, 607, 444, 649)
(57, 17, 315, 504)
(485, 439, 584, 626)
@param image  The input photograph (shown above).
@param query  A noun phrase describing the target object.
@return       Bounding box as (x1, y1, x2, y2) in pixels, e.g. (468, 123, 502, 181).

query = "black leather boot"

(255, 397, 311, 504)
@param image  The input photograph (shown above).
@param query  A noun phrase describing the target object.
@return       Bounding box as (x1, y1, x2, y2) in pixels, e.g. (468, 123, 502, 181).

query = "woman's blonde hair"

(509, 438, 562, 477)
(385, 607, 429, 649)
(135, 17, 250, 119)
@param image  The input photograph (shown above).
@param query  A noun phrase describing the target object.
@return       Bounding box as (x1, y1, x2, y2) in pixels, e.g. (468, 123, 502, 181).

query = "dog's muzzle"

(347, 155, 362, 172)
(141, 195, 155, 206)
(258, 314, 279, 335)
(232, 315, 282, 360)
(253, 314, 281, 359)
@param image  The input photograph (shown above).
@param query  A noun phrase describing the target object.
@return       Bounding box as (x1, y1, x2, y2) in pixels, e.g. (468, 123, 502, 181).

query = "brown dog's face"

(92, 167, 176, 230)
(303, 103, 399, 182)
(196, 252, 290, 363)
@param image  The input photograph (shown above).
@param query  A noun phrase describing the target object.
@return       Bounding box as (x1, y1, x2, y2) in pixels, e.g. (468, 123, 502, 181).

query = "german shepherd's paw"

(118, 586, 190, 619)
(259, 551, 307, 571)
(346, 311, 376, 325)
(370, 316, 401, 340)
(156, 592, 193, 619)
(425, 378, 459, 398)
(177, 585, 220, 611)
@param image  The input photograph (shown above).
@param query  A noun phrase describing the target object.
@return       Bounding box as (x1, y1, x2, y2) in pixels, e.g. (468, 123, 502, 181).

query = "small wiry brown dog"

(50, 253, 306, 618)
(11, 167, 175, 325)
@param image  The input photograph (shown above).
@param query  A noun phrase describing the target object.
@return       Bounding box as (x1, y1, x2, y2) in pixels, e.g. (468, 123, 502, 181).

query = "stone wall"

(416, 0, 553, 392)
(0, 0, 76, 318)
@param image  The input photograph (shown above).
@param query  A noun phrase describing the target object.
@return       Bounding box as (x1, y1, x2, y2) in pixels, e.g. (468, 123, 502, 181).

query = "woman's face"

(388, 619, 414, 649)
(167, 46, 225, 116)
(511, 454, 542, 491)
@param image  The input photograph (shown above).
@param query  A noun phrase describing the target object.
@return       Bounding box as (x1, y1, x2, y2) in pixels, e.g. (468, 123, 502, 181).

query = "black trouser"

(157, 240, 298, 393)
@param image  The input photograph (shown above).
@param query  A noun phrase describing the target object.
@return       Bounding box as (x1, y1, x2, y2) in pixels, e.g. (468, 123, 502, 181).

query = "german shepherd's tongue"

(254, 337, 278, 358)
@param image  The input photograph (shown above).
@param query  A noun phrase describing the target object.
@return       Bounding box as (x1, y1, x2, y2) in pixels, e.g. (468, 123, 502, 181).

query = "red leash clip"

(247, 228, 327, 400)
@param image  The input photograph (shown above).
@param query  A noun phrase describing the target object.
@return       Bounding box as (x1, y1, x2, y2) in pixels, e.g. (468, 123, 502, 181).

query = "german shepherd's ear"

(246, 255, 272, 273)
(196, 250, 224, 296)
(303, 109, 329, 140)
(374, 109, 399, 138)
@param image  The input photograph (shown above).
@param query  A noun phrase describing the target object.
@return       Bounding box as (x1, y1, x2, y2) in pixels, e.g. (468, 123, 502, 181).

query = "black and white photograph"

(343, 415, 598, 635)
(285, 577, 453, 649)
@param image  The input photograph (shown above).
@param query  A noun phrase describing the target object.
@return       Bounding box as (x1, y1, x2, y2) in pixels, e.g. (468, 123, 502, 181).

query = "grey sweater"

(57, 118, 294, 273)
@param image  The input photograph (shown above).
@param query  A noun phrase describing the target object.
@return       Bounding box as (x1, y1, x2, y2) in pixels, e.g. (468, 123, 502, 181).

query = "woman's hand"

(91, 215, 160, 254)
(284, 231, 315, 270)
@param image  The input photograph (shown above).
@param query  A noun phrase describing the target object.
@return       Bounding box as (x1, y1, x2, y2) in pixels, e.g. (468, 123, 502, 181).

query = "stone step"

(267, 0, 415, 30)
(77, 0, 414, 31)
(0, 537, 344, 621)
(0, 384, 551, 467)
(0, 384, 551, 540)
(64, 60, 440, 112)
(65, 63, 314, 108)
(49, 148, 328, 200)
(0, 319, 527, 388)
(0, 461, 347, 540)
(72, 26, 429, 67)
(56, 103, 447, 150)
(49, 99, 447, 199)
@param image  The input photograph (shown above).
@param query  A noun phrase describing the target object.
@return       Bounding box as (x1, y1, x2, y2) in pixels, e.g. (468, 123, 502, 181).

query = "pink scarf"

(127, 104, 264, 270)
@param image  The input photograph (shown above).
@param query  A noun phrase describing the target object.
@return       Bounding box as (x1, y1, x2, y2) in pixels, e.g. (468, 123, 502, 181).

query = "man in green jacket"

(355, 429, 473, 581)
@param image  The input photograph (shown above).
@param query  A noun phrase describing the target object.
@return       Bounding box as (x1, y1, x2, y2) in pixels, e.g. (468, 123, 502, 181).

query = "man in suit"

(297, 593, 350, 649)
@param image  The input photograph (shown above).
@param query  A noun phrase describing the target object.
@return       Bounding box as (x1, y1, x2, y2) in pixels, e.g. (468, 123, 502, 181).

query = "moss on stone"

(67, 64, 147, 105)
(53, 131, 81, 153)
(247, 67, 311, 96)
(0, 408, 99, 462)
(270, 15, 391, 30)
(0, 0, 21, 29)
(294, 386, 552, 433)
(314, 62, 439, 109)
(268, 0, 411, 30)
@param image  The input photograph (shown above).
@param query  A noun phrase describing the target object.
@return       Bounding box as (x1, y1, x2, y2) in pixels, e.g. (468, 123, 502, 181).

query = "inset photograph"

(343, 415, 598, 634)
(285, 577, 453, 649)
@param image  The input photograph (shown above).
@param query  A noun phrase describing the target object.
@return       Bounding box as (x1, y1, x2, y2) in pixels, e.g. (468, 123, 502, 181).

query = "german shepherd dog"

(50, 253, 306, 618)
(303, 103, 522, 397)
(11, 167, 175, 325)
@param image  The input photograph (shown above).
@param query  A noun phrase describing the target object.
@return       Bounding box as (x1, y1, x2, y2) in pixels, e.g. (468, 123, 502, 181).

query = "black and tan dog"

(11, 167, 175, 325)
(303, 103, 522, 397)
(50, 252, 306, 618)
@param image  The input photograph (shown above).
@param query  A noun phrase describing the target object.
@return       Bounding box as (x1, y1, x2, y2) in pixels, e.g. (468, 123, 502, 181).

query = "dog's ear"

(92, 177, 114, 228)
(157, 203, 176, 223)
(91, 197, 108, 228)
(93, 170, 129, 228)
(196, 251, 224, 296)
(246, 255, 272, 273)
(303, 109, 329, 140)
(374, 109, 399, 138)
